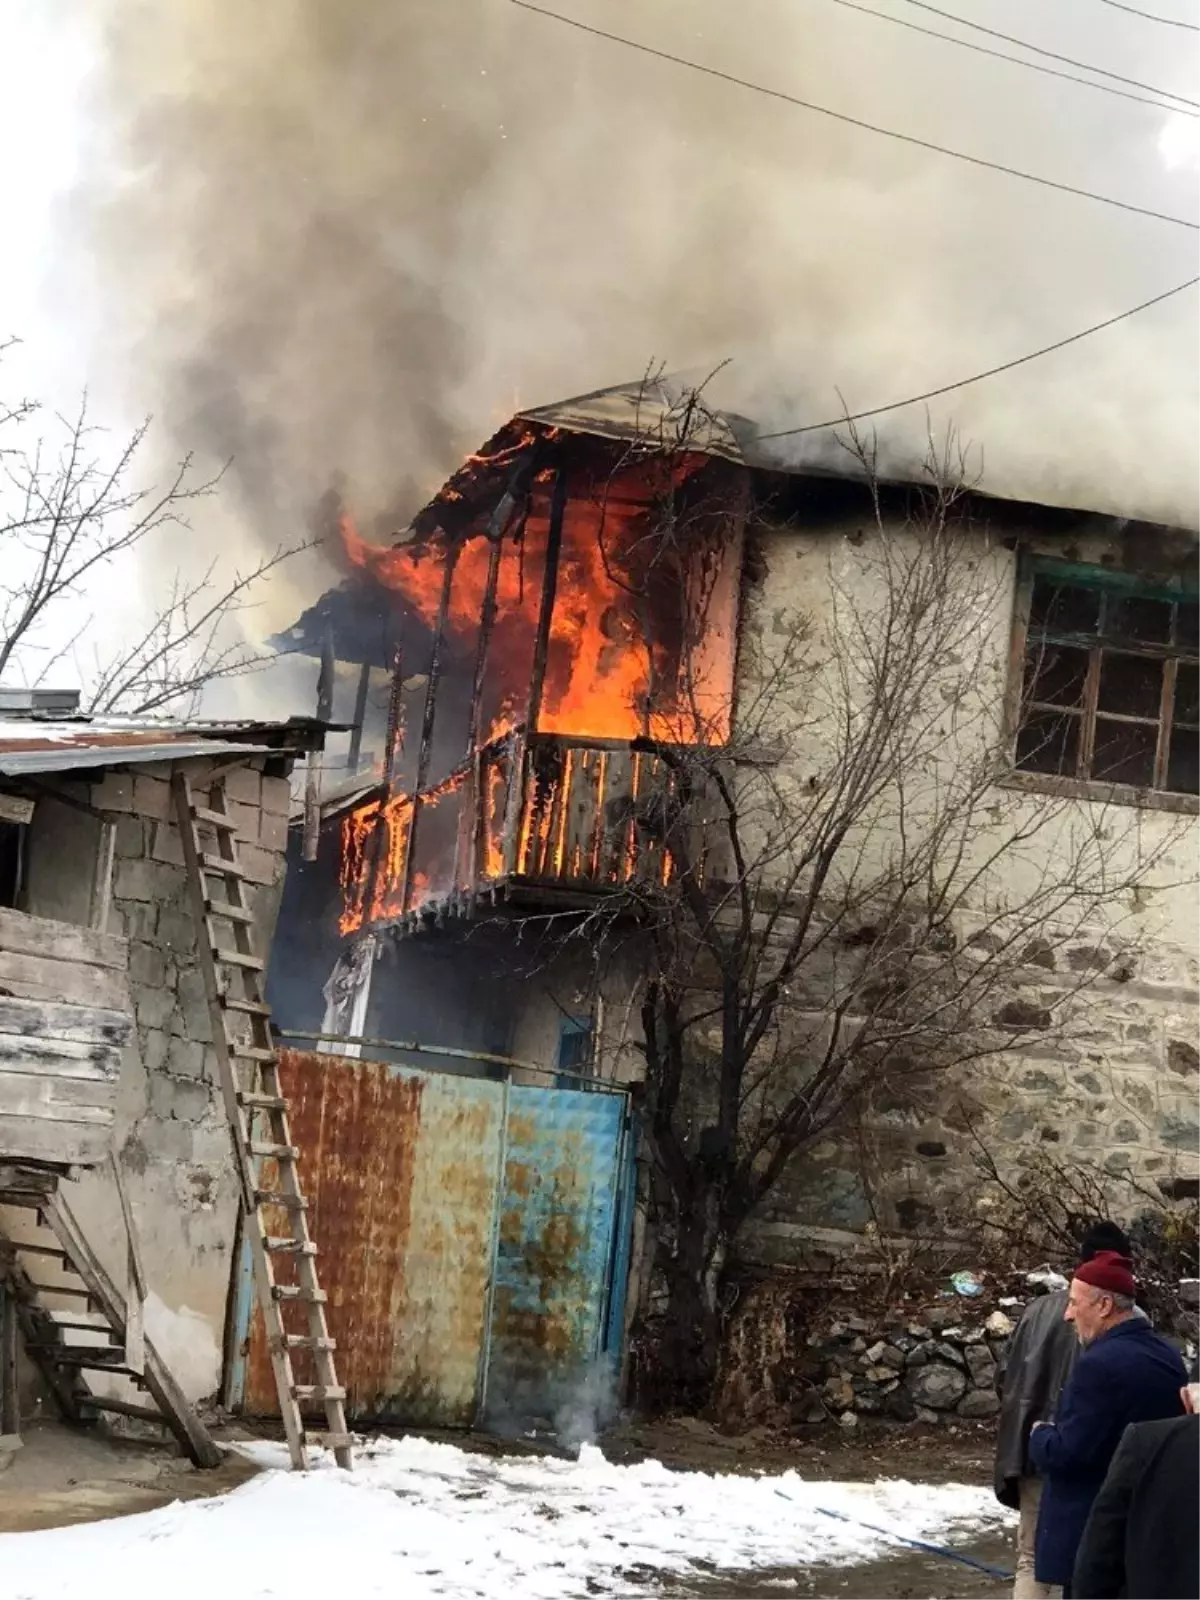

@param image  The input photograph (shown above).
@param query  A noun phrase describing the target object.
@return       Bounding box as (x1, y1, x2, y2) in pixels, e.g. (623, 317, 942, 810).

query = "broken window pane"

(1176, 600, 1199, 651)
(1175, 663, 1199, 727)
(1091, 718, 1158, 787)
(1167, 728, 1199, 794)
(1029, 579, 1101, 636)
(1097, 652, 1165, 720)
(1023, 643, 1088, 707)
(1016, 710, 1080, 777)
(1105, 594, 1172, 646)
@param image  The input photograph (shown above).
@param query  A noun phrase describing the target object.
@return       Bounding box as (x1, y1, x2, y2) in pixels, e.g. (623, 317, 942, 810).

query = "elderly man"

(1027, 1250, 1186, 1597)
(994, 1221, 1134, 1600)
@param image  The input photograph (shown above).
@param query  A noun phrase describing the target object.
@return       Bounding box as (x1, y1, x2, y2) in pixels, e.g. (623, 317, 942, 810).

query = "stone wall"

(24, 755, 293, 1403)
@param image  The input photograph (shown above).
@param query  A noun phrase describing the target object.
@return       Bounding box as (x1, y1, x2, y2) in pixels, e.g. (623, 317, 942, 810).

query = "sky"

(0, 0, 1197, 718)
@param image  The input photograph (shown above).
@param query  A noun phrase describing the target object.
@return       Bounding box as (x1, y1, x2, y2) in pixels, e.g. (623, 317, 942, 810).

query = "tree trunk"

(657, 1197, 727, 1410)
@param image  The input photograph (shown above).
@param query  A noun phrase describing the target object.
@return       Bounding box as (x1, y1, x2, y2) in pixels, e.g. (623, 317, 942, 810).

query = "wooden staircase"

(0, 1164, 220, 1467)
(172, 772, 351, 1471)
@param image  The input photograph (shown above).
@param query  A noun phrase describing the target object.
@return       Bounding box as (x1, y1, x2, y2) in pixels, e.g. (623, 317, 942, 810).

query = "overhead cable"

(755, 276, 1200, 439)
(510, 2, 1200, 229)
(824, 0, 1197, 115)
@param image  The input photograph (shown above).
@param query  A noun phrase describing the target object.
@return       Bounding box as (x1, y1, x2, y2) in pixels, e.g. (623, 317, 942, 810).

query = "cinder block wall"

(31, 756, 294, 1404)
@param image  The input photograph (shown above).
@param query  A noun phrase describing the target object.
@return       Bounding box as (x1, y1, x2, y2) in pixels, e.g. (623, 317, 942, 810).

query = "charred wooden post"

(398, 541, 459, 915)
(302, 626, 336, 862)
(346, 662, 371, 772)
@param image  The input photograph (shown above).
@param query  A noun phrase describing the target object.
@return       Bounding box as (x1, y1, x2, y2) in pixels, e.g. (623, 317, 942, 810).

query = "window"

(1013, 558, 1199, 804)
(556, 1015, 594, 1087)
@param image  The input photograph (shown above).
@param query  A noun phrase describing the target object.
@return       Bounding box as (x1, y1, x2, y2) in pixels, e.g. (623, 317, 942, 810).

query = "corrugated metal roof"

(0, 714, 327, 778)
(519, 375, 753, 465)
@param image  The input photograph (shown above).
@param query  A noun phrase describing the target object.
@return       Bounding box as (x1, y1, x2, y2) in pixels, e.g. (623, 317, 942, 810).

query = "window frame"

(1003, 555, 1199, 816)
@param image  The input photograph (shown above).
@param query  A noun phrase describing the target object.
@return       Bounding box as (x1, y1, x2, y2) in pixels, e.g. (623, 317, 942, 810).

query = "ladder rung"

(214, 948, 265, 972)
(32, 1349, 133, 1373)
(253, 1190, 307, 1211)
(247, 1142, 297, 1161)
(191, 805, 240, 832)
(230, 1044, 277, 1063)
(12, 1241, 66, 1259)
(238, 1091, 287, 1112)
(205, 899, 255, 924)
(199, 852, 247, 878)
(46, 1309, 112, 1331)
(272, 1285, 326, 1304)
(220, 996, 272, 1018)
(280, 1334, 336, 1351)
(264, 1238, 318, 1255)
(305, 1431, 353, 1451)
(27, 1280, 91, 1300)
(292, 1385, 346, 1402)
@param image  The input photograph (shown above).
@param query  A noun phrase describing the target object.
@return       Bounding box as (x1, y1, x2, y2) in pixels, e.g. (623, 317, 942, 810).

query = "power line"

(510, 2, 1200, 229)
(1096, 0, 1199, 29)
(893, 0, 1199, 107)
(754, 276, 1200, 440)
(825, 0, 1197, 115)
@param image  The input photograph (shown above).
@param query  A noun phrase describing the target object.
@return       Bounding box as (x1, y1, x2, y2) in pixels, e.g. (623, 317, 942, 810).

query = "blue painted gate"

(227, 1052, 636, 1437)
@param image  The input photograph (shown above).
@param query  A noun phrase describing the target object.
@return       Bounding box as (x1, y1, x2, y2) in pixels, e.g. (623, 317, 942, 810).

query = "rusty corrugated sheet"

(481, 1085, 625, 1433)
(241, 1048, 503, 1426)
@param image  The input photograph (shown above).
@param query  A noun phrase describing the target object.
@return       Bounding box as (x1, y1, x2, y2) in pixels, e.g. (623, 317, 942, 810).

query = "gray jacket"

(994, 1292, 1078, 1509)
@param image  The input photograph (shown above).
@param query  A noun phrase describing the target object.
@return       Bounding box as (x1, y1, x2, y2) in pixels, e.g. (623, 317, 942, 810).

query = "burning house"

(269, 376, 1197, 1377)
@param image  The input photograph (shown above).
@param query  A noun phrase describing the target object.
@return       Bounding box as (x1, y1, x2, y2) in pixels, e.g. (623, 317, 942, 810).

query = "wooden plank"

(0, 997, 131, 1047)
(0, 795, 34, 827)
(598, 749, 634, 881)
(563, 749, 599, 882)
(45, 1189, 221, 1469)
(0, 1073, 115, 1123)
(0, 952, 132, 1011)
(0, 908, 127, 972)
(89, 821, 116, 934)
(0, 1285, 17, 1437)
(0, 1035, 122, 1081)
(0, 1115, 113, 1167)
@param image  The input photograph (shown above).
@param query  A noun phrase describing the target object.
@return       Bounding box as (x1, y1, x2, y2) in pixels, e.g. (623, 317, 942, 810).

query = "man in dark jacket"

(1072, 1383, 1199, 1599)
(1027, 1251, 1187, 1596)
(994, 1221, 1133, 1599)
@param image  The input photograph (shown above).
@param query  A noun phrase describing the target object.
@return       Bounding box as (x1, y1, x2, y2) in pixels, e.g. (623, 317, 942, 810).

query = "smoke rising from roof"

(65, 0, 1198, 568)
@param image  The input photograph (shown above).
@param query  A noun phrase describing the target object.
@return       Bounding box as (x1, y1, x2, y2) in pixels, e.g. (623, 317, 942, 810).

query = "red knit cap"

(1074, 1250, 1136, 1299)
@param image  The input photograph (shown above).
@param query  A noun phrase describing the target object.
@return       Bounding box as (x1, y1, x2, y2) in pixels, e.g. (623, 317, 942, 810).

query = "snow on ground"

(0, 1434, 1014, 1600)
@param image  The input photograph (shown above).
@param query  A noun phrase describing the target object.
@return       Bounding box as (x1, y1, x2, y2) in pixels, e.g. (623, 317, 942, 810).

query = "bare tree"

(558, 391, 1188, 1405)
(0, 366, 300, 716)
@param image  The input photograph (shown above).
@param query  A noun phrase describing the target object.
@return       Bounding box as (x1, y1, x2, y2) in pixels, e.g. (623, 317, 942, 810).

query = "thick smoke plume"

(63, 0, 1198, 603)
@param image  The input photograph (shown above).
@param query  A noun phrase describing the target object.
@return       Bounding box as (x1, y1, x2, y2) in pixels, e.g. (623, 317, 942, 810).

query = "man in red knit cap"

(1027, 1250, 1187, 1597)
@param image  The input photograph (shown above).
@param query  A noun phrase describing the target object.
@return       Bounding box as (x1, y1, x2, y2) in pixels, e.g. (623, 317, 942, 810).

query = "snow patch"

(0, 1434, 1014, 1599)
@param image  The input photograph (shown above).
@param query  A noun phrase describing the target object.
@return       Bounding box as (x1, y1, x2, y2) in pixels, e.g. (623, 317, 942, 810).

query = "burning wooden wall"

(335, 424, 748, 931)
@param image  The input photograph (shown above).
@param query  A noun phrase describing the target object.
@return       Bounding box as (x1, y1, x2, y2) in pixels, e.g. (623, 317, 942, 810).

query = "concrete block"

(146, 1119, 194, 1163)
(227, 800, 260, 844)
(136, 987, 176, 1032)
(115, 901, 158, 943)
(150, 820, 185, 866)
(129, 940, 169, 989)
(91, 770, 135, 813)
(157, 906, 197, 957)
(166, 1036, 208, 1079)
(238, 843, 280, 887)
(141, 1028, 170, 1072)
(133, 774, 171, 820)
(258, 807, 290, 853)
(223, 765, 262, 806)
(149, 1073, 212, 1123)
(114, 856, 164, 903)
(177, 967, 214, 1044)
(112, 815, 146, 859)
(261, 775, 293, 816)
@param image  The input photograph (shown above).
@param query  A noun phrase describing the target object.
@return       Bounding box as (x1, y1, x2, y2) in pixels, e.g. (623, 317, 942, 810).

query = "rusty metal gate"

(225, 1049, 634, 1433)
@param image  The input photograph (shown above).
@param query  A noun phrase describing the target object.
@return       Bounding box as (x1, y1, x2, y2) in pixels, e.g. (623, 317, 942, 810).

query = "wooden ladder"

(0, 1173, 220, 1467)
(172, 771, 352, 1471)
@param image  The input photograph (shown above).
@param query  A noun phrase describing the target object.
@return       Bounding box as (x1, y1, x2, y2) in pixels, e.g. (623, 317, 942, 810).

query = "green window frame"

(1010, 557, 1199, 810)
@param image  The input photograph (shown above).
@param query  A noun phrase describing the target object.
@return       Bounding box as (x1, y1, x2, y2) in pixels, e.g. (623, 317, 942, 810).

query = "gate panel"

(236, 1049, 503, 1425)
(481, 1084, 625, 1432)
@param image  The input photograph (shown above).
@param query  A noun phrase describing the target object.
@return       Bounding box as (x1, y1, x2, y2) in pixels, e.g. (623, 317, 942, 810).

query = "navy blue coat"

(1028, 1317, 1186, 1587)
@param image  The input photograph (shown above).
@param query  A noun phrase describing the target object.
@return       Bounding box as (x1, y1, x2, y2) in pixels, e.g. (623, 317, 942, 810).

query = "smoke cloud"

(58, 0, 1199, 608)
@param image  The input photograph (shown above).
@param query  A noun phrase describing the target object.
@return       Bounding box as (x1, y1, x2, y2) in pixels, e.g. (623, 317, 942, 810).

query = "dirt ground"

(0, 1416, 1013, 1598)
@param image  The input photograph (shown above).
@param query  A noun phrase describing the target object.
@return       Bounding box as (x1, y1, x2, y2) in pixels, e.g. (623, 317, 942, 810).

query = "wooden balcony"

(342, 730, 729, 931)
